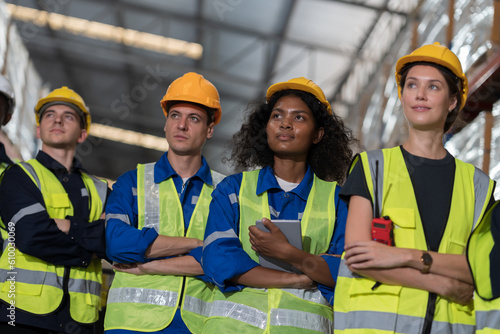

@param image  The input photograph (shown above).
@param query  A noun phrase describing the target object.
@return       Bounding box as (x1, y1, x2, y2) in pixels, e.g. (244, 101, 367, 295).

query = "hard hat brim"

(266, 82, 332, 114)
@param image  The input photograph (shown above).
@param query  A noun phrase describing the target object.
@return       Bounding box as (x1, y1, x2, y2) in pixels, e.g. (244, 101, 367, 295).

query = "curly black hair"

(228, 89, 357, 183)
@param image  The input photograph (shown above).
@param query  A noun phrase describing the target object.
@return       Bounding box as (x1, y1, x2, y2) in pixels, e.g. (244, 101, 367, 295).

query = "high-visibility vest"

(467, 201, 500, 333)
(0, 159, 107, 324)
(0, 158, 19, 249)
(203, 169, 338, 334)
(105, 162, 217, 333)
(334, 148, 494, 334)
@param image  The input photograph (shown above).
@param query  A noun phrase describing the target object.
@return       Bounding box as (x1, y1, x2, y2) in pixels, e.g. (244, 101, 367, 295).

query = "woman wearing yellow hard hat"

(334, 42, 495, 333)
(201, 77, 356, 333)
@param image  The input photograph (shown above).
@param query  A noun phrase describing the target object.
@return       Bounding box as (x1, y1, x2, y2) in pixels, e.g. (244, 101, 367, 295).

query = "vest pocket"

(347, 277, 402, 331)
(446, 238, 466, 255)
(47, 193, 71, 210)
(384, 208, 415, 248)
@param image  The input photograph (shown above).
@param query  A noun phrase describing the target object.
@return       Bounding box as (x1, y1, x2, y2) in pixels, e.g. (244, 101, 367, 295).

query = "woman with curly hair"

(201, 77, 356, 333)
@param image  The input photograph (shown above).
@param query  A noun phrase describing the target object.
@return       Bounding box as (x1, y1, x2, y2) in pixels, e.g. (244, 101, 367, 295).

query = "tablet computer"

(255, 219, 302, 273)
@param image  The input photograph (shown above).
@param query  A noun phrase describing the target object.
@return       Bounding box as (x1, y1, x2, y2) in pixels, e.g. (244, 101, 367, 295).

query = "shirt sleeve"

(318, 185, 347, 305)
(339, 159, 371, 205)
(0, 165, 93, 267)
(202, 175, 259, 292)
(105, 170, 159, 263)
(188, 246, 211, 283)
(67, 215, 108, 260)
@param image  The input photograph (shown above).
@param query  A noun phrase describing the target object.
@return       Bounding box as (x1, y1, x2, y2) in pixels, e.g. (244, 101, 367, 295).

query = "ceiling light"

(6, 4, 203, 59)
(90, 123, 169, 152)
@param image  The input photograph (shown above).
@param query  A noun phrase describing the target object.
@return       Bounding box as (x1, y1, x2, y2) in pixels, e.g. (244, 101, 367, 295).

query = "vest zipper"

(422, 292, 437, 334)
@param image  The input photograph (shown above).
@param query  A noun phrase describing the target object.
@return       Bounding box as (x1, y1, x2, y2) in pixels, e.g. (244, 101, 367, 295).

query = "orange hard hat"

(160, 72, 221, 125)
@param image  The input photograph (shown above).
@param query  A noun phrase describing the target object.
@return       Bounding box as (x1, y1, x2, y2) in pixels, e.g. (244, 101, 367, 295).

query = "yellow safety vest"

(104, 162, 216, 333)
(0, 159, 107, 324)
(0, 158, 19, 248)
(203, 169, 337, 334)
(467, 201, 500, 333)
(334, 147, 494, 334)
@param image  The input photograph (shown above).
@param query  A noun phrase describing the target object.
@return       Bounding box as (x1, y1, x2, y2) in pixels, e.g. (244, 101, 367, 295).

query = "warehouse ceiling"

(4, 0, 418, 180)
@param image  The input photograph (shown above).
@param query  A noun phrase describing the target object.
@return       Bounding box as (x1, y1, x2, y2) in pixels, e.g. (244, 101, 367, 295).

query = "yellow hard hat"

(266, 77, 332, 114)
(35, 86, 91, 132)
(160, 72, 222, 125)
(395, 42, 468, 110)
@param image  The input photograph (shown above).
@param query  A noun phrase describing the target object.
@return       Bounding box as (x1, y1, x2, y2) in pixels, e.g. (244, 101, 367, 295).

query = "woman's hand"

(293, 273, 316, 290)
(440, 277, 474, 305)
(344, 241, 410, 269)
(249, 218, 293, 260)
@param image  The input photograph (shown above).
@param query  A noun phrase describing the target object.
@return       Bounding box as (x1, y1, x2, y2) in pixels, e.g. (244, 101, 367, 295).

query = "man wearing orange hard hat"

(104, 72, 224, 334)
(0, 86, 109, 334)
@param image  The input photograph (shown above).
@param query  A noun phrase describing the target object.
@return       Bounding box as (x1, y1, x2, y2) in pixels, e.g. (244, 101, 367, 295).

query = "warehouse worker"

(334, 42, 495, 333)
(0, 74, 16, 174)
(104, 72, 224, 334)
(0, 86, 109, 334)
(467, 201, 500, 333)
(0, 74, 16, 250)
(202, 77, 356, 333)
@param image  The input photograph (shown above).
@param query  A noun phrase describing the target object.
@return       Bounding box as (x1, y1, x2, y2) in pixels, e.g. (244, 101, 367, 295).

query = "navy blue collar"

(37, 150, 83, 174)
(153, 151, 213, 186)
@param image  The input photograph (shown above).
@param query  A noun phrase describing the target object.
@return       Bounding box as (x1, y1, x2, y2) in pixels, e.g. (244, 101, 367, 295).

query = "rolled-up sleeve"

(105, 170, 159, 263)
(202, 175, 259, 292)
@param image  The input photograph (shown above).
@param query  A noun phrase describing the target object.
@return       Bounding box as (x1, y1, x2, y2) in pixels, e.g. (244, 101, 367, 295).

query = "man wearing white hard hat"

(0, 74, 16, 173)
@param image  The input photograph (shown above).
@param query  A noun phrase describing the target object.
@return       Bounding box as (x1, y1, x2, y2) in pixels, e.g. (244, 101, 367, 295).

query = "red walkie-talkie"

(371, 160, 395, 246)
(371, 216, 395, 246)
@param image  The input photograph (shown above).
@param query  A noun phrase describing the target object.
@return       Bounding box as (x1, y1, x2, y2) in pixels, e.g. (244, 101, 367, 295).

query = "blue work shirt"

(202, 165, 347, 305)
(105, 151, 213, 334)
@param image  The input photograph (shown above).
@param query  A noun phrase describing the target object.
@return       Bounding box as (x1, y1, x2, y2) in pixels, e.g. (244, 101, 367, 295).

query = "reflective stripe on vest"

(475, 306, 500, 333)
(0, 159, 105, 324)
(105, 162, 215, 333)
(468, 201, 500, 300)
(107, 287, 178, 306)
(468, 201, 500, 333)
(0, 267, 100, 297)
(1, 203, 45, 251)
(334, 147, 494, 334)
(209, 295, 334, 331)
(206, 169, 336, 333)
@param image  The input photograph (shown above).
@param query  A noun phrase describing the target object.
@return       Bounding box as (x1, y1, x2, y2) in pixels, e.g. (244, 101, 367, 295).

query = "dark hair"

(39, 103, 86, 130)
(228, 89, 356, 183)
(399, 61, 462, 133)
(166, 101, 216, 126)
(0, 94, 8, 123)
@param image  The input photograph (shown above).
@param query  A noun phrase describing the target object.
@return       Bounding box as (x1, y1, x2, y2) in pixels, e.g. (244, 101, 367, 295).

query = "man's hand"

(113, 263, 148, 275)
(54, 218, 70, 234)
